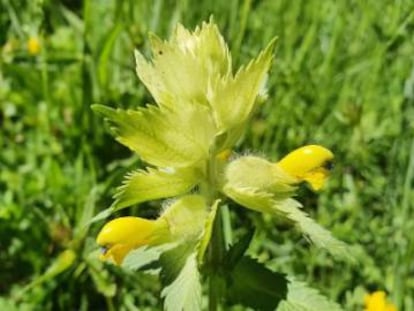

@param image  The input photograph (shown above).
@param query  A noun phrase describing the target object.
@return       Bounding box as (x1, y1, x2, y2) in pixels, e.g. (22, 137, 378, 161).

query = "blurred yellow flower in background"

(27, 36, 41, 55)
(364, 291, 397, 311)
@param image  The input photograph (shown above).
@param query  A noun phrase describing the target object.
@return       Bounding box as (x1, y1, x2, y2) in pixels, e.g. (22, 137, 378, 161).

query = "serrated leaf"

(122, 244, 176, 271)
(223, 185, 351, 260)
(135, 21, 231, 106)
(159, 242, 195, 286)
(209, 38, 276, 135)
(225, 228, 255, 268)
(160, 245, 202, 311)
(273, 199, 353, 261)
(197, 199, 220, 263)
(92, 104, 216, 168)
(227, 256, 288, 311)
(222, 156, 352, 261)
(225, 183, 352, 260)
(277, 278, 344, 311)
(114, 167, 200, 210)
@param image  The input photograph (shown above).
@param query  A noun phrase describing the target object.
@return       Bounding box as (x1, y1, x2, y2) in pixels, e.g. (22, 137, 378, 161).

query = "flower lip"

(276, 145, 334, 191)
(96, 216, 170, 264)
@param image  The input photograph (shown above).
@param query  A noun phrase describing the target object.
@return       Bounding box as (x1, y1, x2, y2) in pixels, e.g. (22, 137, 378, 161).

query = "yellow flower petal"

(100, 244, 135, 265)
(96, 216, 169, 264)
(276, 145, 334, 190)
(364, 291, 397, 311)
(302, 167, 331, 191)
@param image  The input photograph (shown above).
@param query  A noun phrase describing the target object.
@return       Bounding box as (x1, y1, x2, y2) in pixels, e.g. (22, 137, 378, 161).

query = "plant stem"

(204, 151, 228, 311)
(208, 208, 226, 311)
(208, 274, 220, 311)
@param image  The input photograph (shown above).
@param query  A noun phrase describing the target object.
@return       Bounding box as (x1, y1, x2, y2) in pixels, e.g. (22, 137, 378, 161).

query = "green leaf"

(88, 260, 117, 297)
(222, 156, 352, 261)
(273, 199, 354, 261)
(227, 256, 288, 311)
(209, 38, 276, 135)
(92, 104, 216, 168)
(160, 244, 202, 311)
(159, 242, 195, 286)
(122, 244, 176, 271)
(36, 249, 76, 283)
(197, 199, 220, 263)
(75, 186, 99, 238)
(225, 228, 255, 268)
(135, 21, 231, 106)
(277, 278, 343, 311)
(21, 249, 77, 295)
(225, 183, 352, 260)
(97, 23, 122, 88)
(114, 167, 200, 210)
(0, 297, 20, 311)
(88, 207, 114, 225)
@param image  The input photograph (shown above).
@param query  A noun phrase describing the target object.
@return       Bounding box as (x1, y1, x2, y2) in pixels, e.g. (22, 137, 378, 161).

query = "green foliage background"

(1, 0, 413, 310)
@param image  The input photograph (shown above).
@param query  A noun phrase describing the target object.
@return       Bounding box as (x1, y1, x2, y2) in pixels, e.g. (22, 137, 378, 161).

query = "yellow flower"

(27, 36, 41, 55)
(364, 291, 397, 311)
(96, 216, 169, 264)
(96, 195, 208, 265)
(276, 145, 334, 190)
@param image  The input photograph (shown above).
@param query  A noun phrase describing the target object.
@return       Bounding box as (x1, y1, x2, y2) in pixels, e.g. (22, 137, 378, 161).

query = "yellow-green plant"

(93, 20, 350, 311)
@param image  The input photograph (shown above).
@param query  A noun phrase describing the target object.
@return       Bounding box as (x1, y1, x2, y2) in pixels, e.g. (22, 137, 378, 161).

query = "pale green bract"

(94, 20, 275, 210)
(223, 156, 351, 260)
(160, 195, 208, 242)
(223, 156, 296, 196)
(114, 167, 200, 210)
(135, 22, 231, 107)
(133, 20, 274, 149)
(208, 39, 275, 135)
(93, 103, 216, 169)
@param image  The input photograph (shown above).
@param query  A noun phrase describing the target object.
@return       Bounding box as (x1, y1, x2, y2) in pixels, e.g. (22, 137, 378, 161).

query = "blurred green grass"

(1, 0, 413, 310)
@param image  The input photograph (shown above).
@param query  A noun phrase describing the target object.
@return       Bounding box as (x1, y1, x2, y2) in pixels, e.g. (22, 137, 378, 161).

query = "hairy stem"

(203, 150, 228, 311)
